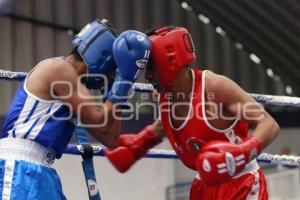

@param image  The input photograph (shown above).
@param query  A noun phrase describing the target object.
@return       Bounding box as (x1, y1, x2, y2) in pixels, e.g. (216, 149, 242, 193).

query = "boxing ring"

(1, 69, 300, 200)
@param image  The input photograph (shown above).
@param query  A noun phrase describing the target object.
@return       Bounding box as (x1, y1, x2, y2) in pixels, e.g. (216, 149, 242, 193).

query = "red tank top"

(160, 70, 249, 170)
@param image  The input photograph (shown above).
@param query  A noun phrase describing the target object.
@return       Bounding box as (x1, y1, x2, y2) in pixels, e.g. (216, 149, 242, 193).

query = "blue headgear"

(72, 19, 118, 89)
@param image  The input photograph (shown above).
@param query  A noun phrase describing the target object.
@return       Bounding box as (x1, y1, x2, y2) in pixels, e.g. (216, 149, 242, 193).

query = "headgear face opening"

(149, 27, 196, 90)
(72, 19, 118, 89)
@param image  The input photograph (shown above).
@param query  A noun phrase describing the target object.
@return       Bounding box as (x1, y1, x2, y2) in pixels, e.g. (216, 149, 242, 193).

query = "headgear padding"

(149, 27, 196, 90)
(72, 19, 118, 89)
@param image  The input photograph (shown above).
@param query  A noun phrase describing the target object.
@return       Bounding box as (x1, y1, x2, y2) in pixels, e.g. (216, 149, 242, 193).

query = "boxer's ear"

(70, 48, 84, 62)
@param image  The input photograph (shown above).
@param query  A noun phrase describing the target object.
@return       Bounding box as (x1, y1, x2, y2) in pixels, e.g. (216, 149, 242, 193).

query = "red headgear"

(149, 27, 196, 90)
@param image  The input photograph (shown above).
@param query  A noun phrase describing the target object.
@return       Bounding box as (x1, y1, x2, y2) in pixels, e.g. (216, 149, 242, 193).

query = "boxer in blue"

(0, 19, 153, 200)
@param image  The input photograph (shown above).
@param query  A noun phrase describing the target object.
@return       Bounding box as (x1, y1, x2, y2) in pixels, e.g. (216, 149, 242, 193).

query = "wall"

(0, 0, 285, 115)
(265, 128, 300, 155)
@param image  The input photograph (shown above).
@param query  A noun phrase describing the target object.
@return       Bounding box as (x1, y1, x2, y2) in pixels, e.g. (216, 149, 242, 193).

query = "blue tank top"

(1, 63, 76, 158)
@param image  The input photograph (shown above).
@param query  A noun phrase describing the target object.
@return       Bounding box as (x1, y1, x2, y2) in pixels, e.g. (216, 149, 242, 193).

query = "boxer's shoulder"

(26, 57, 78, 100)
(204, 70, 225, 87)
(31, 57, 77, 84)
(204, 71, 236, 101)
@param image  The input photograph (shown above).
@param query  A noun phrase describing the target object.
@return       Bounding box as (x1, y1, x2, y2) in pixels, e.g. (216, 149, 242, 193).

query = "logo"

(225, 152, 236, 176)
(174, 143, 184, 154)
(186, 137, 203, 153)
(87, 179, 98, 196)
(43, 151, 56, 165)
(203, 159, 211, 172)
(136, 59, 148, 69)
(137, 35, 145, 41)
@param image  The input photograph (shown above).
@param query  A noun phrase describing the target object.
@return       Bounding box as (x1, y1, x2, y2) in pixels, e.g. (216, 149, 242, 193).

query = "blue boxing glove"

(107, 30, 151, 103)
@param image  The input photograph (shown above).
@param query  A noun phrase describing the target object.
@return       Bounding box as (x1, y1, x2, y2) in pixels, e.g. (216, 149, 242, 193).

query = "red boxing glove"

(196, 137, 262, 185)
(105, 125, 163, 173)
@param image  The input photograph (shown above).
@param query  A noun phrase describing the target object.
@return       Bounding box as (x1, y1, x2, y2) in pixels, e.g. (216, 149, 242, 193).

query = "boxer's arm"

(51, 62, 120, 148)
(106, 120, 164, 172)
(197, 71, 279, 185)
(205, 71, 279, 148)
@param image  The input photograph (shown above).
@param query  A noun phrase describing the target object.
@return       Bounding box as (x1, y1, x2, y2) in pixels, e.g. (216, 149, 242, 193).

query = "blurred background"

(0, 0, 300, 200)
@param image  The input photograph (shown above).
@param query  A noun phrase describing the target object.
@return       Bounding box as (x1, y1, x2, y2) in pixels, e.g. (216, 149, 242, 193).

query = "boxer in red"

(106, 26, 279, 200)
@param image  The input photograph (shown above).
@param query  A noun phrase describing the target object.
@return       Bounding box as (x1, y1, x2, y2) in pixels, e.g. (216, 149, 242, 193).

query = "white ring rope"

(66, 144, 300, 167)
(1, 69, 300, 167)
(134, 83, 300, 107)
(1, 69, 299, 107)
